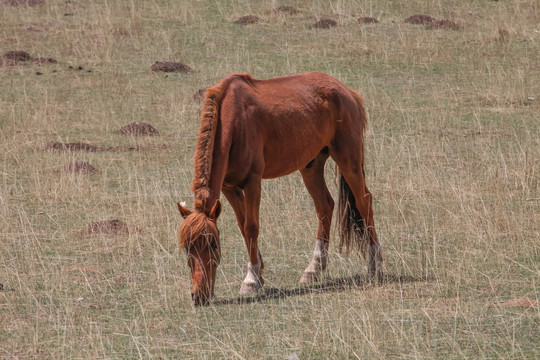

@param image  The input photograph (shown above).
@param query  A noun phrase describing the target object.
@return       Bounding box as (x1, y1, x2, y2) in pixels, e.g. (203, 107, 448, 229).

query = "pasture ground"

(1, 0, 539, 358)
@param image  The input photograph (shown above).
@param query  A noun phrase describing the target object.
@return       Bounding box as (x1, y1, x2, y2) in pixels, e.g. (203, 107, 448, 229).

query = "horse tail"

(192, 74, 249, 211)
(337, 173, 368, 258)
(337, 88, 369, 257)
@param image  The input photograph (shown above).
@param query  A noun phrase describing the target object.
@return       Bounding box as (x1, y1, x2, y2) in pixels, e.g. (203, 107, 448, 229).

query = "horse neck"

(194, 130, 229, 214)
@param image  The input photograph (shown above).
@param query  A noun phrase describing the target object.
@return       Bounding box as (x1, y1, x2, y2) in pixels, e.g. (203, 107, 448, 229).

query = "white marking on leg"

(312, 239, 329, 270)
(243, 253, 261, 285)
(302, 239, 329, 282)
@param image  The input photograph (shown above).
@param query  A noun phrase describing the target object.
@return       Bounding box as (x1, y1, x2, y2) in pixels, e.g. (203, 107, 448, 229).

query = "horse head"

(177, 200, 221, 306)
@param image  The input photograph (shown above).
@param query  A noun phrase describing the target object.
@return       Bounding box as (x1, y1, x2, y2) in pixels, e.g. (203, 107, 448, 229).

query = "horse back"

(217, 72, 366, 179)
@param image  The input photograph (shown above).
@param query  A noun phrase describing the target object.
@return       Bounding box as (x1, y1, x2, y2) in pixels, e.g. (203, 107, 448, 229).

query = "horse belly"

(261, 127, 330, 179)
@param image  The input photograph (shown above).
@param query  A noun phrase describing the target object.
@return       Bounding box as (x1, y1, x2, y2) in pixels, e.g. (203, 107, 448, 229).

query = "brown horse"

(177, 72, 383, 306)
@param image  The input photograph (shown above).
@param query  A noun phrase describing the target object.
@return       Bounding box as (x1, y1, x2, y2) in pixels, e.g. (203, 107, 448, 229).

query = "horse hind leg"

(332, 150, 384, 283)
(299, 148, 334, 283)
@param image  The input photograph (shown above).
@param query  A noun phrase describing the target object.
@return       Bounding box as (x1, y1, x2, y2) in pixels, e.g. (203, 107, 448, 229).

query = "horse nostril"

(191, 292, 195, 300)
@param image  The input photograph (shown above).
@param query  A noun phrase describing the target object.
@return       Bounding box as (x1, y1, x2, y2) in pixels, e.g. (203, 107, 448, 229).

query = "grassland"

(1, 0, 539, 358)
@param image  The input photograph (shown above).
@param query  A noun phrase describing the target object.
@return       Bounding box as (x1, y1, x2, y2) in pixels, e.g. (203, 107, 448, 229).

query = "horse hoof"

(369, 270, 384, 285)
(299, 271, 319, 283)
(239, 280, 262, 294)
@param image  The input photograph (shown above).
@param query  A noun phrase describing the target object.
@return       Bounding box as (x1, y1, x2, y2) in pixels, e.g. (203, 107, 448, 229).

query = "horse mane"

(179, 211, 218, 249)
(191, 74, 251, 212)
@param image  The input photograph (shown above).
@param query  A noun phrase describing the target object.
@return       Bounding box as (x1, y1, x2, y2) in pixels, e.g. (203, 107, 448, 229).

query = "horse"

(177, 72, 383, 306)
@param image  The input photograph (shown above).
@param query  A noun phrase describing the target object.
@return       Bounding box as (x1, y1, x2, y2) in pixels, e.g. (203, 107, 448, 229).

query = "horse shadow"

(213, 273, 426, 306)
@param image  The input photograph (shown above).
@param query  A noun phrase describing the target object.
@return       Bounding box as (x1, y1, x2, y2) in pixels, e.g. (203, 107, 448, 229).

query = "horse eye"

(210, 242, 218, 251)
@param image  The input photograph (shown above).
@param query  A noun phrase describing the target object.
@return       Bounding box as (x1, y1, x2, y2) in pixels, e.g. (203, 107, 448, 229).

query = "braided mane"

(191, 75, 248, 211)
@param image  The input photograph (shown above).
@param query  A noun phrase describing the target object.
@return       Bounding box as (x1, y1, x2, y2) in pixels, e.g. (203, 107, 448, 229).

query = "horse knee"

(244, 223, 259, 239)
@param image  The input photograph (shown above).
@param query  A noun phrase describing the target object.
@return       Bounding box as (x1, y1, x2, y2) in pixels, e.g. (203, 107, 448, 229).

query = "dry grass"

(1, 0, 539, 358)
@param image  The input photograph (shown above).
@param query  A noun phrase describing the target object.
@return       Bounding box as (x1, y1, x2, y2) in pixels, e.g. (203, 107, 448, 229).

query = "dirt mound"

(274, 6, 298, 14)
(43, 142, 98, 152)
(43, 141, 168, 152)
(1, 50, 32, 66)
(234, 15, 260, 25)
(116, 122, 159, 136)
(313, 18, 337, 29)
(404, 14, 436, 24)
(81, 219, 130, 236)
(3, 0, 45, 6)
(1, 51, 57, 67)
(3, 50, 32, 62)
(357, 17, 379, 24)
(33, 57, 57, 65)
(151, 61, 193, 73)
(63, 160, 98, 174)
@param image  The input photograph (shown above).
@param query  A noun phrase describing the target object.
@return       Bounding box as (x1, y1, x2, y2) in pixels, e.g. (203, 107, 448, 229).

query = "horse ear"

(209, 200, 221, 222)
(177, 202, 192, 219)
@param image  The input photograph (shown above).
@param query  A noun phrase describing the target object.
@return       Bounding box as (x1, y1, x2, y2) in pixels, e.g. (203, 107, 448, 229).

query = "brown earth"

(234, 15, 260, 25)
(116, 122, 159, 136)
(33, 57, 57, 65)
(63, 160, 98, 174)
(1, 51, 57, 67)
(108, 144, 169, 151)
(43, 141, 168, 152)
(404, 14, 436, 24)
(81, 219, 130, 236)
(1, 50, 32, 66)
(151, 61, 193, 73)
(357, 17, 379, 24)
(43, 142, 98, 152)
(3, 0, 45, 6)
(313, 18, 337, 29)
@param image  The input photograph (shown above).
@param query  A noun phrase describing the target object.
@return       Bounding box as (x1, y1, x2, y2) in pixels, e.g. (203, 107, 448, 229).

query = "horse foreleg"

(299, 152, 334, 283)
(222, 185, 247, 239)
(239, 178, 265, 294)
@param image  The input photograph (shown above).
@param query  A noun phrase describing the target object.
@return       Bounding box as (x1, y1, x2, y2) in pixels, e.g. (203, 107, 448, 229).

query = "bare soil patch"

(274, 6, 298, 15)
(1, 50, 32, 66)
(116, 122, 159, 136)
(3, 50, 32, 62)
(43, 141, 168, 152)
(63, 160, 98, 174)
(3, 0, 45, 6)
(151, 61, 193, 73)
(404, 14, 436, 24)
(43, 142, 98, 152)
(108, 144, 169, 152)
(234, 15, 260, 25)
(313, 18, 337, 29)
(404, 14, 460, 30)
(33, 57, 57, 65)
(81, 219, 130, 236)
(1, 51, 57, 67)
(357, 17, 379, 24)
